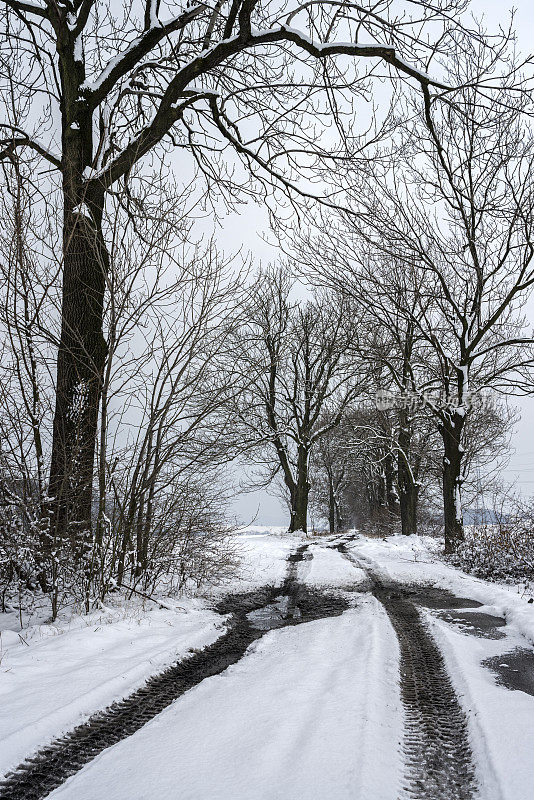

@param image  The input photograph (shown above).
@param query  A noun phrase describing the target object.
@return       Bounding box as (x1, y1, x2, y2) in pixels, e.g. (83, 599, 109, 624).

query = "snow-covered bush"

(0, 481, 48, 608)
(127, 482, 240, 596)
(0, 505, 37, 612)
(450, 504, 534, 587)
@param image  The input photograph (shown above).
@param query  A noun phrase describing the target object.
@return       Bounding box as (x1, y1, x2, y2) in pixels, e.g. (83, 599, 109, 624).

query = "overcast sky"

(225, 0, 534, 526)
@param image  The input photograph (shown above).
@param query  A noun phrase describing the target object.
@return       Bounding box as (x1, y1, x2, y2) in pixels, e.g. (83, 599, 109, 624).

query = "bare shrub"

(451, 494, 534, 588)
(125, 480, 240, 596)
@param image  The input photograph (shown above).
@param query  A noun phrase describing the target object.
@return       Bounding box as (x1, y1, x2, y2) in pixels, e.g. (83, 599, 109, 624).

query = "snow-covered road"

(48, 600, 401, 800)
(1, 531, 534, 800)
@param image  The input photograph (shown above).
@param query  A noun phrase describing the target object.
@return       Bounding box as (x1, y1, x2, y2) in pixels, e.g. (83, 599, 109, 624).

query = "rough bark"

(385, 451, 399, 515)
(399, 480, 418, 537)
(398, 418, 418, 536)
(328, 472, 336, 534)
(440, 415, 465, 553)
(47, 15, 109, 555)
(48, 204, 108, 553)
(334, 496, 343, 532)
(288, 445, 310, 533)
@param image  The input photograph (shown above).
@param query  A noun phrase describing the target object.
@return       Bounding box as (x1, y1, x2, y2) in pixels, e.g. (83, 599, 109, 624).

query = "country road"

(1, 532, 534, 800)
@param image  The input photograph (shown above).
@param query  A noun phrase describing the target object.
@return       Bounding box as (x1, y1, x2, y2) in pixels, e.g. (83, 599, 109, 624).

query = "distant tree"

(288, 46, 534, 551)
(233, 268, 363, 533)
(358, 277, 433, 536)
(309, 419, 351, 534)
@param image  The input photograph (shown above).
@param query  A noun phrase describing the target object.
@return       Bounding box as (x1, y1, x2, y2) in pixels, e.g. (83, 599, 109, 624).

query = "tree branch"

(0, 128, 61, 169)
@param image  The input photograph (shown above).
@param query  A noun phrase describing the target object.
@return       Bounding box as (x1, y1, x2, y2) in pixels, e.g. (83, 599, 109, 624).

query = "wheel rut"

(337, 539, 477, 800)
(0, 543, 347, 800)
(0, 538, 488, 800)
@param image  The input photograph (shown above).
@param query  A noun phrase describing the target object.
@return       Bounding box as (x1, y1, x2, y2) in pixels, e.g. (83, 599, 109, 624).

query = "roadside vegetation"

(1, 0, 534, 622)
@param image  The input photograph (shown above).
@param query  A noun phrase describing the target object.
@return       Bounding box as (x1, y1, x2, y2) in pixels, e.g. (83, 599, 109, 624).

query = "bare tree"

(0, 166, 242, 617)
(0, 0, 486, 545)
(232, 267, 362, 532)
(288, 44, 534, 551)
(92, 189, 244, 602)
(289, 248, 437, 535)
(309, 420, 351, 533)
(307, 405, 396, 532)
(0, 154, 60, 601)
(356, 278, 434, 536)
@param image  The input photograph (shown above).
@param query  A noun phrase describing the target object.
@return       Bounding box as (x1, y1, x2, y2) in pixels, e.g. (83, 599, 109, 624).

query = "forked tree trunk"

(324, 466, 344, 533)
(48, 203, 108, 555)
(440, 415, 465, 554)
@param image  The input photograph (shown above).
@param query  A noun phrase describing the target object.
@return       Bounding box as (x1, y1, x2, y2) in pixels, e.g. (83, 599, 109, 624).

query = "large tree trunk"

(399, 480, 418, 537)
(289, 486, 309, 533)
(397, 419, 418, 536)
(288, 445, 310, 533)
(440, 415, 465, 553)
(48, 202, 108, 555)
(334, 495, 343, 533)
(328, 471, 336, 534)
(47, 32, 108, 558)
(366, 467, 383, 520)
(385, 451, 399, 515)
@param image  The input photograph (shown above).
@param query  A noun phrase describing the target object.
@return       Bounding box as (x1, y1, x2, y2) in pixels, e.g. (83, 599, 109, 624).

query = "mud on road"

(3, 536, 526, 800)
(376, 586, 477, 800)
(337, 540, 477, 800)
(0, 545, 347, 800)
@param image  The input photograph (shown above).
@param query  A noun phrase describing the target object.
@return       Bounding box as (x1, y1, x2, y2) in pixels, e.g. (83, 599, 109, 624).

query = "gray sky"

(471, 1, 534, 496)
(225, 0, 534, 526)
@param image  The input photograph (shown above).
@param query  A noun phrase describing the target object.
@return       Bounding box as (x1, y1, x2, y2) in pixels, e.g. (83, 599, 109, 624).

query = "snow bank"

(235, 525, 290, 536)
(0, 599, 224, 777)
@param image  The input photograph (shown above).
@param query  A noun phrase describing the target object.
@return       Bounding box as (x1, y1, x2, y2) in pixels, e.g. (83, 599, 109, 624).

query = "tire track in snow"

(337, 539, 477, 800)
(0, 544, 349, 800)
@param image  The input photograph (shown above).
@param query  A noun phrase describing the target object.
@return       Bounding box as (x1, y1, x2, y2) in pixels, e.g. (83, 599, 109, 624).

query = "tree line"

(1, 0, 533, 616)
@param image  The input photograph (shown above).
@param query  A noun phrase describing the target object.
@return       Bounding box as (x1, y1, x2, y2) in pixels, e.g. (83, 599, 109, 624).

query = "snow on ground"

(300, 541, 370, 589)
(227, 526, 304, 591)
(346, 534, 534, 645)
(2, 529, 534, 799)
(0, 599, 224, 778)
(0, 528, 295, 778)
(47, 599, 403, 800)
(427, 612, 534, 800)
(346, 533, 534, 800)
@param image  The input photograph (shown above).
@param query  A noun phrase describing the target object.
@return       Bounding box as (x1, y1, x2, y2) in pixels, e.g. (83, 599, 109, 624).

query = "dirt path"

(1, 537, 508, 800)
(376, 588, 476, 799)
(0, 546, 347, 800)
(337, 540, 477, 800)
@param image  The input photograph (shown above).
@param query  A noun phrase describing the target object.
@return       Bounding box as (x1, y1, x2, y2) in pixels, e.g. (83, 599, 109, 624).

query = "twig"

(117, 582, 187, 613)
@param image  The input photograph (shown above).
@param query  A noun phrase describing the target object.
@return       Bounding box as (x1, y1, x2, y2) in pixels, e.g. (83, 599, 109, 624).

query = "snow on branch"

(2, 0, 47, 18)
(84, 17, 449, 193)
(248, 25, 447, 89)
(82, 2, 209, 106)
